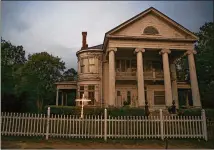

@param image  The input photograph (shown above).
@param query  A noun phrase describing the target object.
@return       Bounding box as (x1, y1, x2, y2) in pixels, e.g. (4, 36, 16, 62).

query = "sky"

(1, 1, 213, 69)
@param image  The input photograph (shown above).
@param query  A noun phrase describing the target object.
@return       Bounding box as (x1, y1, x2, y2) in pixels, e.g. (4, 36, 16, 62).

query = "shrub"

(44, 105, 145, 117)
(178, 108, 214, 118)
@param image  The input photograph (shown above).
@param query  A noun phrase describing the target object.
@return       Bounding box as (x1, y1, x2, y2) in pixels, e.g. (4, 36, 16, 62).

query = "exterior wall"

(113, 13, 187, 39)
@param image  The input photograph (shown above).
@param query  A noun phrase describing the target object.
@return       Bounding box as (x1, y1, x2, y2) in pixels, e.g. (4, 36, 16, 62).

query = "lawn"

(1, 136, 214, 149)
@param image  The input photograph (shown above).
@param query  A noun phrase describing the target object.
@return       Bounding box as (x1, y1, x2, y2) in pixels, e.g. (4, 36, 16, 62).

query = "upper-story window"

(144, 60, 162, 72)
(116, 59, 137, 72)
(88, 57, 95, 73)
(80, 59, 84, 73)
(143, 26, 159, 35)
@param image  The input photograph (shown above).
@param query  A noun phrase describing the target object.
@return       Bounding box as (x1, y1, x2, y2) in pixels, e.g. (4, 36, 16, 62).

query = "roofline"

(102, 7, 198, 52)
(107, 35, 197, 42)
(76, 49, 103, 56)
(55, 81, 77, 85)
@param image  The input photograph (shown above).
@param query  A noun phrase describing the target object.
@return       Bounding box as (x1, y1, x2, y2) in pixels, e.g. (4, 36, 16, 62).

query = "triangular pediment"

(106, 7, 198, 40)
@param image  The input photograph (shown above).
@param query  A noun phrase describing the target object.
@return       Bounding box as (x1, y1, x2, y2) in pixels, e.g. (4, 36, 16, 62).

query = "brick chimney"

(81, 32, 88, 49)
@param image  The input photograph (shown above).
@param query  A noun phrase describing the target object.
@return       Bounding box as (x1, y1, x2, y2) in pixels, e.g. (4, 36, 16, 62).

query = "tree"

(176, 22, 214, 108)
(195, 22, 214, 108)
(62, 68, 77, 81)
(1, 38, 26, 94)
(16, 52, 66, 112)
(1, 39, 27, 112)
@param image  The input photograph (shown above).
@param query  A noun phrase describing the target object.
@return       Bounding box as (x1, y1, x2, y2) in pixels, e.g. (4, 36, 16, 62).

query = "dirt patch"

(1, 137, 214, 149)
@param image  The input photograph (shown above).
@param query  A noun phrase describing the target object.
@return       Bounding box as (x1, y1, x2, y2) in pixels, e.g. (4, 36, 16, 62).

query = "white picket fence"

(1, 109, 208, 141)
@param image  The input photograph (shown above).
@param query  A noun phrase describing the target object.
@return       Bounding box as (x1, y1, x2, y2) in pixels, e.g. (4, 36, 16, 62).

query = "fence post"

(46, 107, 50, 140)
(104, 108, 107, 141)
(160, 109, 164, 140)
(201, 109, 207, 141)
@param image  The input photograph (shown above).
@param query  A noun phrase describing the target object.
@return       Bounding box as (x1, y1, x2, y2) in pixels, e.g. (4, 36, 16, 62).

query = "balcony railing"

(115, 69, 164, 80)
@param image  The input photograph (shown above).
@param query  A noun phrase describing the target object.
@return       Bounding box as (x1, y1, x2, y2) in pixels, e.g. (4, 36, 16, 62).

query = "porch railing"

(116, 70, 164, 80)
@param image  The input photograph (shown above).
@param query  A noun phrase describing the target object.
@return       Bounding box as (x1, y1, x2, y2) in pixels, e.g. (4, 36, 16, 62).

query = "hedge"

(178, 108, 214, 118)
(44, 105, 145, 117)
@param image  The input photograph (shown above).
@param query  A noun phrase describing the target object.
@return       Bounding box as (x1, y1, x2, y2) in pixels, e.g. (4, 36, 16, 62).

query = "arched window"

(143, 26, 159, 35)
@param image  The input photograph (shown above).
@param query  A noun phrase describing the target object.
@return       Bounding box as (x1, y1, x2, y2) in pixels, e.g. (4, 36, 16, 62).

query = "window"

(127, 91, 131, 104)
(126, 60, 130, 68)
(131, 60, 137, 69)
(144, 61, 162, 71)
(117, 91, 121, 96)
(116, 59, 137, 72)
(121, 60, 126, 72)
(116, 60, 120, 71)
(80, 59, 84, 73)
(79, 86, 84, 105)
(88, 85, 95, 105)
(154, 91, 165, 105)
(152, 61, 162, 71)
(143, 26, 159, 35)
(88, 58, 95, 73)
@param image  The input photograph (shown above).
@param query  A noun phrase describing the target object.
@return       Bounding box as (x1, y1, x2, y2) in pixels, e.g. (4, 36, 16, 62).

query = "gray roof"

(88, 44, 103, 49)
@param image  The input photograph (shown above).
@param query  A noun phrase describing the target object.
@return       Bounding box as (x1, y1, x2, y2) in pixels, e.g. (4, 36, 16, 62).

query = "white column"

(135, 48, 145, 107)
(159, 49, 173, 106)
(170, 63, 179, 107)
(108, 48, 117, 106)
(56, 89, 59, 106)
(186, 50, 201, 107)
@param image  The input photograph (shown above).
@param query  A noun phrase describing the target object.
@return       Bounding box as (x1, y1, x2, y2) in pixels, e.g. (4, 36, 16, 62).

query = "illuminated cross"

(75, 94, 91, 119)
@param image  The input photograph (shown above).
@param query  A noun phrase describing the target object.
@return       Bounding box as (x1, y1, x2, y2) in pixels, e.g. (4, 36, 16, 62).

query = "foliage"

(45, 106, 145, 116)
(1, 39, 27, 112)
(61, 68, 77, 81)
(176, 22, 214, 108)
(178, 108, 214, 118)
(194, 22, 214, 108)
(1, 39, 26, 95)
(16, 52, 66, 113)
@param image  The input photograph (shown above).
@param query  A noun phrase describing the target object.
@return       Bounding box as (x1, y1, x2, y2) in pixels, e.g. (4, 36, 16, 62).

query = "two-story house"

(56, 7, 201, 109)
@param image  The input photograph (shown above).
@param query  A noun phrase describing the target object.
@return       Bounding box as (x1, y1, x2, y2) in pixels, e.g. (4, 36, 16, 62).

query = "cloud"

(1, 1, 213, 69)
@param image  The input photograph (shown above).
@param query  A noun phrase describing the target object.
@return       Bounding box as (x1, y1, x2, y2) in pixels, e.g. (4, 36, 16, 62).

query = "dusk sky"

(2, 1, 213, 69)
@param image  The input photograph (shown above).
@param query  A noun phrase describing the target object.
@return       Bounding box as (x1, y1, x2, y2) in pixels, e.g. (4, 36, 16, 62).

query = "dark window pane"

(131, 60, 137, 68)
(144, 26, 159, 35)
(121, 60, 125, 72)
(88, 91, 95, 105)
(88, 85, 95, 91)
(154, 91, 165, 105)
(117, 91, 121, 96)
(126, 60, 130, 68)
(127, 91, 131, 104)
(80, 86, 84, 90)
(116, 60, 120, 69)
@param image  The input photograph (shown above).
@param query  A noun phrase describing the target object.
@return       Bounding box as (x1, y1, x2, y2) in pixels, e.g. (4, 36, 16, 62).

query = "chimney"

(81, 32, 88, 49)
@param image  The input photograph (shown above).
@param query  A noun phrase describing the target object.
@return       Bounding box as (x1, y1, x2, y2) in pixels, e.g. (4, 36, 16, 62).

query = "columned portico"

(108, 48, 117, 106)
(135, 48, 145, 107)
(159, 49, 173, 106)
(186, 50, 201, 107)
